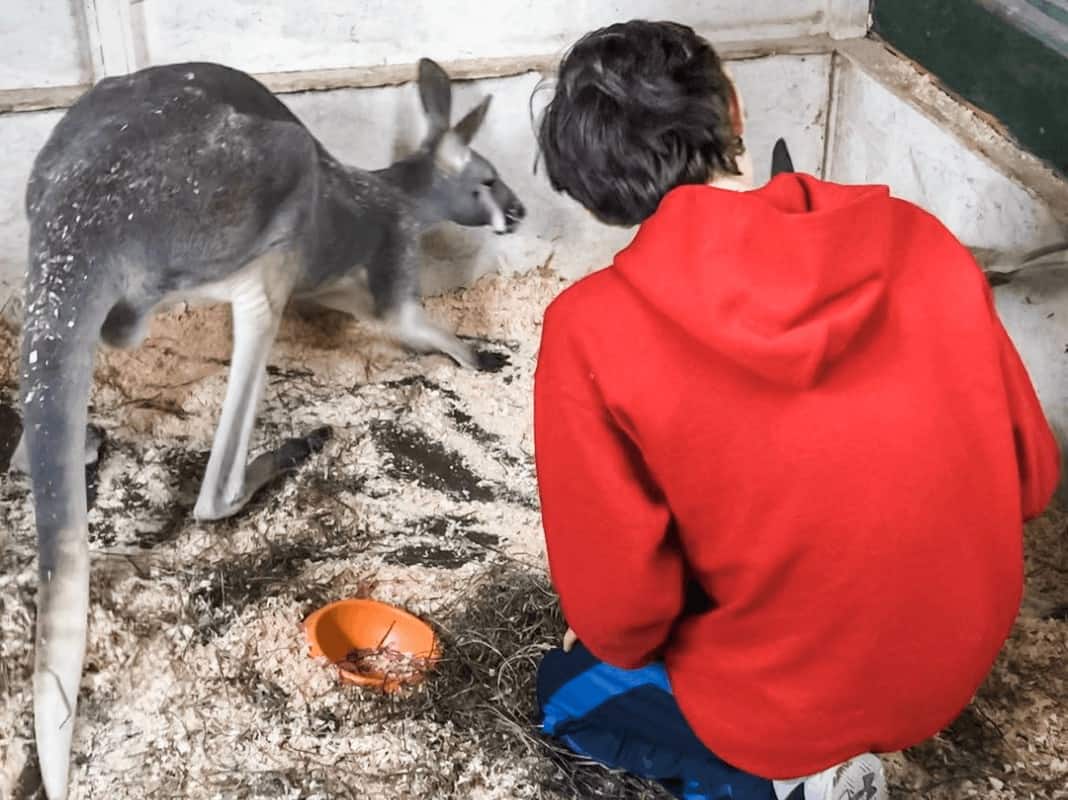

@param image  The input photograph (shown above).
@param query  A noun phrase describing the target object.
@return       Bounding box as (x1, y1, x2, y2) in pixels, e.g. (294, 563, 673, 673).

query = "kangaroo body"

(17, 59, 523, 799)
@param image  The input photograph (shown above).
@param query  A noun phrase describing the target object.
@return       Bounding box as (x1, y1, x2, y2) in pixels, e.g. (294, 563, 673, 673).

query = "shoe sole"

(832, 753, 888, 800)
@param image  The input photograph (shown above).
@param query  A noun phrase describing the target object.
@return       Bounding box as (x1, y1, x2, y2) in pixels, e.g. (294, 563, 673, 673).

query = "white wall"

(1, 0, 1064, 306)
(138, 0, 837, 75)
(825, 57, 1065, 252)
(0, 110, 64, 316)
(995, 271, 1068, 498)
(1, 0, 865, 98)
(0, 0, 91, 91)
(0, 0, 868, 315)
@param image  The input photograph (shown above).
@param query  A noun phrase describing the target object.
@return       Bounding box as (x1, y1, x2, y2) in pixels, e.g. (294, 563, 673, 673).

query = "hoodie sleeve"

(534, 299, 684, 669)
(989, 296, 1061, 520)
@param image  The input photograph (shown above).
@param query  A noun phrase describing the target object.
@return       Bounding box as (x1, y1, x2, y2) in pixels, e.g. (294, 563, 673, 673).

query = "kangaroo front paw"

(273, 426, 333, 471)
(454, 336, 510, 372)
(475, 349, 510, 372)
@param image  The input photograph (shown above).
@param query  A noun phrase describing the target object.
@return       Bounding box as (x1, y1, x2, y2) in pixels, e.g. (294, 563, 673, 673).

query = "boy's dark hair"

(536, 20, 743, 227)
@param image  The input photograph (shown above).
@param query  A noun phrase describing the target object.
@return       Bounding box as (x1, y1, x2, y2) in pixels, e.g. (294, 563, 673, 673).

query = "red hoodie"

(533, 173, 1059, 779)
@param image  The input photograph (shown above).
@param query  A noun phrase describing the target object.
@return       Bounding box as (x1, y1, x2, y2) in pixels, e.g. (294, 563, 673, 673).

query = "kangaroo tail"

(20, 240, 116, 800)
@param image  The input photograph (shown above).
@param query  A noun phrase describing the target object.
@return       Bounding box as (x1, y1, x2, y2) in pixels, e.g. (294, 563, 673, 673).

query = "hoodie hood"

(613, 173, 894, 389)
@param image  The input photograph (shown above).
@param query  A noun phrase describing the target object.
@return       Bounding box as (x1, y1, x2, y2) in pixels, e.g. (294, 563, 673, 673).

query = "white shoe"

(801, 753, 888, 800)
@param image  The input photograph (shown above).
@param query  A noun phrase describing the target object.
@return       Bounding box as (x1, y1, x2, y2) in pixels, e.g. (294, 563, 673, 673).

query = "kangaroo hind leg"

(193, 253, 328, 521)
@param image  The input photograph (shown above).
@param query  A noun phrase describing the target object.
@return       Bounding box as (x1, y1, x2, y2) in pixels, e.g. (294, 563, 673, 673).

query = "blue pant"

(537, 644, 802, 800)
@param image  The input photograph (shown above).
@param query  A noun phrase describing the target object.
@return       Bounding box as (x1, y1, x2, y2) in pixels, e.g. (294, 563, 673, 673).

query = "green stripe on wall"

(873, 0, 1068, 177)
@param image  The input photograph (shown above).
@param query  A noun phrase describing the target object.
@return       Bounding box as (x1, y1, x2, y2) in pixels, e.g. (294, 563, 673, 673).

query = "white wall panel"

(826, 58, 1064, 252)
(138, 0, 835, 74)
(0, 110, 64, 313)
(0, 0, 91, 91)
(731, 53, 832, 186)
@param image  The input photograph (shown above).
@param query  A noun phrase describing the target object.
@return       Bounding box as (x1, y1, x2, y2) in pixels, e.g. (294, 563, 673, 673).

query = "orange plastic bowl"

(303, 598, 440, 693)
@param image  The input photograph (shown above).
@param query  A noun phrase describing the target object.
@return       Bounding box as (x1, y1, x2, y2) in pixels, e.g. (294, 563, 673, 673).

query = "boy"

(531, 19, 1059, 800)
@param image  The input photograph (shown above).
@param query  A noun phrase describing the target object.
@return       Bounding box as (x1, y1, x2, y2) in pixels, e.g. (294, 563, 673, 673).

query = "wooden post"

(82, 0, 139, 80)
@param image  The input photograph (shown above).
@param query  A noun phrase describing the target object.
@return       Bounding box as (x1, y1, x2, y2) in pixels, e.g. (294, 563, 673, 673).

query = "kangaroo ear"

(771, 137, 795, 177)
(453, 95, 492, 145)
(418, 58, 452, 136)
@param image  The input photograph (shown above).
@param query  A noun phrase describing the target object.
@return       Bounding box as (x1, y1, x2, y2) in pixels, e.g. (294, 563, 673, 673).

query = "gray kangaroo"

(15, 58, 524, 799)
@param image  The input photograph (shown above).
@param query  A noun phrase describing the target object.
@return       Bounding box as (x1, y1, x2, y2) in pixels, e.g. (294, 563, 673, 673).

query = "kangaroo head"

(416, 58, 525, 234)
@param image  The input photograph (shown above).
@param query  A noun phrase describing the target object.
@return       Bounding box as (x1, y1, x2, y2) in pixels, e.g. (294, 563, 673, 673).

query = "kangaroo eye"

(473, 179, 495, 198)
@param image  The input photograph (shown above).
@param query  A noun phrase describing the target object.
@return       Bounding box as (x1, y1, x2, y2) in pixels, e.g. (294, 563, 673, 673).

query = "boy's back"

(534, 172, 1059, 778)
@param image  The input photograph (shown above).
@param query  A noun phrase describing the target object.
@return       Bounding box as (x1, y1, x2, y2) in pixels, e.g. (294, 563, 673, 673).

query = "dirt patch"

(372, 419, 496, 503)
